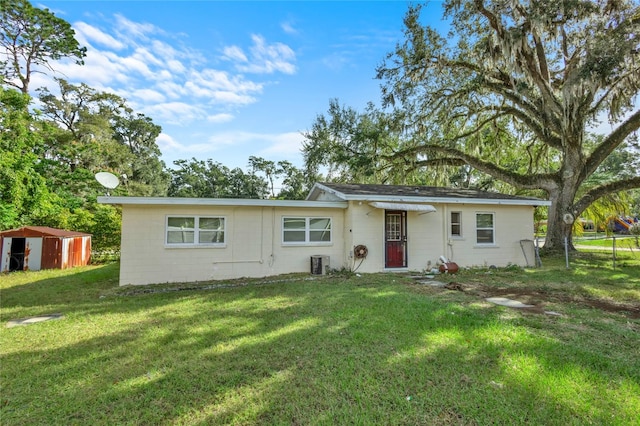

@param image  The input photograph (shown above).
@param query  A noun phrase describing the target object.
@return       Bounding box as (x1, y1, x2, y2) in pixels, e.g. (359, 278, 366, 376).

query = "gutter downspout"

(442, 204, 448, 261)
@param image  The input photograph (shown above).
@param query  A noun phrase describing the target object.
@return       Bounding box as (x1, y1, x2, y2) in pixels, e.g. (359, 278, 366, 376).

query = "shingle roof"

(321, 182, 540, 199)
(309, 182, 550, 206)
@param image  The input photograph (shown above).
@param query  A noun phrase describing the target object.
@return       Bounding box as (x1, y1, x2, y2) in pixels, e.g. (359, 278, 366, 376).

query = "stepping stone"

(416, 280, 446, 287)
(6, 313, 64, 328)
(485, 297, 534, 308)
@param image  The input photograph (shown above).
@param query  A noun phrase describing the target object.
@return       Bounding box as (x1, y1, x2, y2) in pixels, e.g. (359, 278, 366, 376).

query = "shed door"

(9, 238, 26, 271)
(1, 238, 11, 272)
(385, 210, 407, 268)
(42, 238, 62, 269)
(25, 238, 43, 271)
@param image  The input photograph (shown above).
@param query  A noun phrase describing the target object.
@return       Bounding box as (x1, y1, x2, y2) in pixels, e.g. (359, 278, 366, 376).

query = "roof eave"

(327, 193, 551, 207)
(97, 196, 348, 209)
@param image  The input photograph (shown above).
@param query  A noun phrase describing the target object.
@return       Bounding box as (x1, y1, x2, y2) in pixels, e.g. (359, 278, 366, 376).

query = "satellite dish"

(95, 172, 120, 195)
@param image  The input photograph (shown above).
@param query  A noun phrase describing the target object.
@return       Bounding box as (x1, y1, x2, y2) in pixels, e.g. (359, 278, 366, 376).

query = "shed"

(0, 226, 92, 272)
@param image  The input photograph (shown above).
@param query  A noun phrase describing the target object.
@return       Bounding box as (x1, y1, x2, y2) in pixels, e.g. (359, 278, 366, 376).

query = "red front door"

(385, 210, 407, 268)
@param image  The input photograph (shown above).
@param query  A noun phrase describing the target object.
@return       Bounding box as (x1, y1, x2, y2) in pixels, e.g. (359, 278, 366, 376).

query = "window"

(476, 213, 495, 244)
(386, 213, 402, 241)
(450, 211, 462, 237)
(283, 217, 331, 244)
(166, 216, 225, 245)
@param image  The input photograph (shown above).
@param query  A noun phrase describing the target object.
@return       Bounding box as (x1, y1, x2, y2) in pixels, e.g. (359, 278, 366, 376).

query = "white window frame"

(450, 211, 462, 237)
(475, 212, 495, 245)
(282, 216, 332, 245)
(165, 215, 226, 247)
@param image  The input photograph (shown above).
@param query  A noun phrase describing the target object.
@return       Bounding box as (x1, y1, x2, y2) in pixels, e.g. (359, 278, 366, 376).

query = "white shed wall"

(1, 237, 10, 272)
(61, 238, 69, 269)
(25, 238, 42, 271)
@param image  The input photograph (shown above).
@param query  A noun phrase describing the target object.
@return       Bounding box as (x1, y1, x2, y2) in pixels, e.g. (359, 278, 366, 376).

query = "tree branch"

(474, 0, 561, 116)
(412, 158, 467, 168)
(442, 61, 564, 146)
(584, 108, 640, 177)
(383, 143, 559, 191)
(589, 66, 640, 116)
(495, 104, 563, 149)
(573, 176, 640, 216)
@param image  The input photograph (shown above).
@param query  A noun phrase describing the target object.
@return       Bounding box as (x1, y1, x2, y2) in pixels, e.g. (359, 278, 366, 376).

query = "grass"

(1, 252, 639, 425)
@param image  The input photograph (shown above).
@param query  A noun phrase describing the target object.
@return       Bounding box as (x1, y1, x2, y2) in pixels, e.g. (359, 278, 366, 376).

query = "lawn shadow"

(1, 271, 639, 424)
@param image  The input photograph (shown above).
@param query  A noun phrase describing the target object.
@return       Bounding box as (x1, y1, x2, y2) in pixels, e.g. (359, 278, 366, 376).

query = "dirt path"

(410, 278, 640, 319)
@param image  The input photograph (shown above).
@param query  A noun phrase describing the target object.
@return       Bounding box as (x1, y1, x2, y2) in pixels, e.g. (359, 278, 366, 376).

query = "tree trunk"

(543, 145, 583, 251)
(544, 196, 576, 251)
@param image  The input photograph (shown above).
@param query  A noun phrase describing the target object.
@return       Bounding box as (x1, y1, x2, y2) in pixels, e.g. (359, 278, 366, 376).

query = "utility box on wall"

(310, 255, 330, 275)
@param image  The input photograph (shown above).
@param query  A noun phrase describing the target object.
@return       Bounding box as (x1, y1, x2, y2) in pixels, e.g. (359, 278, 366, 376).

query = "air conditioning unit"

(310, 255, 330, 275)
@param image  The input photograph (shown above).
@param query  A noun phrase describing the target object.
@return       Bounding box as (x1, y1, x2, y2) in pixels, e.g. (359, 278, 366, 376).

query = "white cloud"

(192, 68, 262, 93)
(156, 80, 187, 99)
(39, 13, 300, 163)
(281, 22, 298, 35)
(28, 73, 55, 93)
(53, 50, 128, 86)
(258, 132, 305, 158)
(157, 130, 305, 169)
(154, 70, 175, 82)
(143, 102, 207, 124)
(156, 133, 183, 152)
(166, 59, 186, 74)
(56, 16, 294, 100)
(114, 14, 157, 39)
(205, 131, 303, 157)
(206, 131, 256, 147)
(156, 133, 223, 163)
(118, 55, 155, 79)
(222, 45, 248, 62)
(74, 22, 126, 50)
(131, 47, 165, 69)
(246, 34, 296, 74)
(207, 113, 234, 123)
(208, 91, 256, 105)
(183, 69, 263, 105)
(223, 34, 296, 75)
(132, 88, 166, 103)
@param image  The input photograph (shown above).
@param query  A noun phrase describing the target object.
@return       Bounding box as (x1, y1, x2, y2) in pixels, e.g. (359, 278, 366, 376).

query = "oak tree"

(374, 0, 640, 250)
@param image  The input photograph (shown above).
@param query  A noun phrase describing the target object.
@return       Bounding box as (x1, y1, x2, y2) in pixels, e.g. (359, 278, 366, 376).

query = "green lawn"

(1, 253, 639, 425)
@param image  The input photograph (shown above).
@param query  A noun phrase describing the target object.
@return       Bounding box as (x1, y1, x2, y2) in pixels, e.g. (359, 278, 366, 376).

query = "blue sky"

(35, 1, 445, 172)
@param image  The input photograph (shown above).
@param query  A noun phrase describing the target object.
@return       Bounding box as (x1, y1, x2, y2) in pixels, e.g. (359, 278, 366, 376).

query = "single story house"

(0, 226, 92, 272)
(99, 183, 550, 286)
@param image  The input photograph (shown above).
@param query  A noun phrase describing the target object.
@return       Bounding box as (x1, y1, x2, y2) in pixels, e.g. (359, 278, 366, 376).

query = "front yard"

(1, 252, 639, 425)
